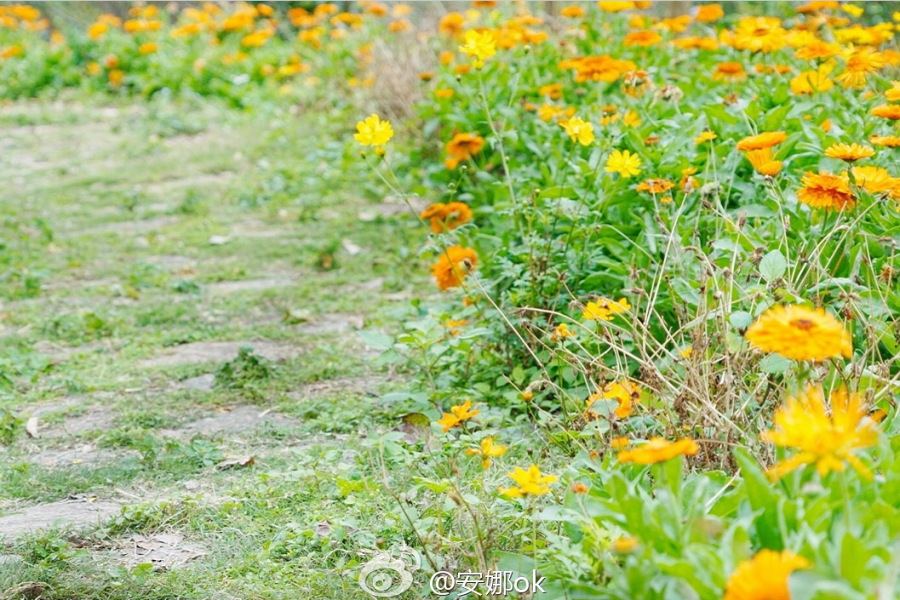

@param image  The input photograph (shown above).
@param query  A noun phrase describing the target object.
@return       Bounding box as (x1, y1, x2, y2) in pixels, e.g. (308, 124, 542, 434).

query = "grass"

(0, 94, 432, 599)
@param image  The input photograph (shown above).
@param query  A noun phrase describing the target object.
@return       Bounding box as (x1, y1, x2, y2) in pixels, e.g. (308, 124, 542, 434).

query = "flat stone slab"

(117, 533, 206, 569)
(41, 406, 115, 439)
(0, 499, 121, 539)
(206, 278, 293, 294)
(162, 405, 296, 439)
(293, 313, 364, 335)
(140, 340, 303, 368)
(30, 446, 127, 468)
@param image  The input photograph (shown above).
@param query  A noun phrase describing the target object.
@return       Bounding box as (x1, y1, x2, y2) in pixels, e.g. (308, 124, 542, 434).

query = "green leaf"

(357, 331, 394, 351)
(759, 250, 787, 282)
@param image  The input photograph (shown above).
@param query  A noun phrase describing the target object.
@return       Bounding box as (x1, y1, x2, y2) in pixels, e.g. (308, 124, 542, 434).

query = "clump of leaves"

(0, 407, 23, 445)
(215, 347, 272, 390)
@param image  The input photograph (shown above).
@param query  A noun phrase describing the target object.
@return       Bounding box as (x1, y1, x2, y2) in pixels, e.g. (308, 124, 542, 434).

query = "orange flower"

(446, 132, 485, 161)
(694, 3, 724, 22)
(420, 202, 473, 233)
(870, 134, 900, 147)
(824, 142, 874, 162)
(797, 171, 855, 210)
(636, 178, 675, 194)
(736, 131, 786, 151)
(624, 29, 662, 47)
(431, 245, 478, 290)
(618, 437, 699, 464)
(435, 399, 479, 432)
(871, 104, 900, 120)
(439, 12, 465, 35)
(746, 148, 783, 177)
(712, 61, 746, 81)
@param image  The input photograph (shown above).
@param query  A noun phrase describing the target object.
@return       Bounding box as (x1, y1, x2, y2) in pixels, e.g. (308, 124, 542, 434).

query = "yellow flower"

(459, 29, 496, 68)
(724, 550, 810, 600)
(694, 131, 717, 144)
(824, 142, 874, 162)
(610, 436, 630, 449)
(680, 346, 693, 358)
(761, 386, 879, 480)
(431, 245, 478, 291)
(790, 64, 835, 94)
(435, 399, 480, 432)
(582, 297, 631, 321)
(563, 116, 595, 146)
(871, 104, 900, 120)
(354, 114, 394, 147)
(636, 179, 675, 194)
(745, 304, 852, 361)
(587, 380, 641, 419)
(612, 536, 639, 553)
(499, 464, 557, 498)
(836, 47, 884, 89)
(138, 42, 158, 55)
(605, 149, 642, 178)
(852, 166, 899, 194)
(617, 437, 699, 464)
(796, 171, 856, 210)
(466, 436, 507, 468)
(550, 323, 575, 342)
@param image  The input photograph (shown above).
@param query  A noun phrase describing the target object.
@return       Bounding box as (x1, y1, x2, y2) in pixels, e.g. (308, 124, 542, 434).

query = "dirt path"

(0, 100, 422, 599)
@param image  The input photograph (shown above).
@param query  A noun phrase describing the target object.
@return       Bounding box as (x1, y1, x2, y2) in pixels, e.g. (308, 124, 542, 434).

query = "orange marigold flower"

(439, 12, 465, 35)
(624, 29, 662, 47)
(795, 40, 840, 60)
(560, 6, 586, 18)
(723, 550, 810, 600)
(712, 61, 746, 81)
(796, 171, 855, 210)
(617, 437, 699, 465)
(871, 104, 900, 120)
(870, 134, 900, 147)
(636, 178, 675, 194)
(745, 304, 852, 360)
(694, 3, 724, 22)
(836, 47, 884, 89)
(446, 132, 485, 160)
(824, 142, 874, 162)
(736, 131, 786, 151)
(431, 245, 478, 290)
(420, 202, 473, 233)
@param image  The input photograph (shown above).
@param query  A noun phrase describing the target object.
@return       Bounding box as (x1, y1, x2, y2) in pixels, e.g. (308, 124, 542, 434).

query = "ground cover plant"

(3, 1, 900, 599)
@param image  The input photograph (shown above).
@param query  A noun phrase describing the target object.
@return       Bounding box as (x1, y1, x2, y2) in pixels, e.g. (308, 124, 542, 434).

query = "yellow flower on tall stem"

(604, 150, 642, 178)
(466, 436, 507, 468)
(562, 116, 595, 146)
(499, 464, 557, 497)
(458, 29, 496, 68)
(824, 142, 874, 162)
(436, 399, 479, 432)
(354, 114, 394, 147)
(745, 305, 852, 361)
(723, 550, 809, 600)
(761, 386, 878, 480)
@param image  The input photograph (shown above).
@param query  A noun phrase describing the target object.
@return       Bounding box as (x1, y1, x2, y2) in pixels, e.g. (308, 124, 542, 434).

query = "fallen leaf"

(216, 456, 255, 469)
(341, 238, 362, 255)
(25, 417, 39, 438)
(208, 235, 230, 246)
(315, 520, 331, 537)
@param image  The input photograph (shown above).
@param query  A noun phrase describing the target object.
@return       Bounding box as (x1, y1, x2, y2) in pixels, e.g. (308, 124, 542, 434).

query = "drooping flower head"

(761, 386, 879, 480)
(746, 148, 783, 177)
(617, 437, 699, 464)
(745, 304, 852, 361)
(736, 131, 786, 151)
(466, 436, 507, 468)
